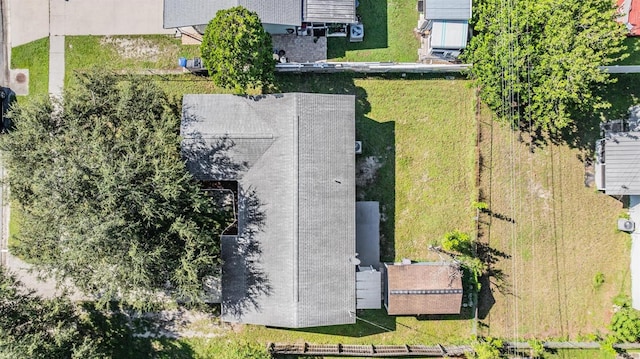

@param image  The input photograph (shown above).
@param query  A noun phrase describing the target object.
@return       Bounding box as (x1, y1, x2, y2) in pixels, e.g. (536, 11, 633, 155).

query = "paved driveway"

(10, 0, 173, 47)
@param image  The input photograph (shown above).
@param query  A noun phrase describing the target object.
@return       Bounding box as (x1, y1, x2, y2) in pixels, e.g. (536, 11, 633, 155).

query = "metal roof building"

(423, 0, 471, 20)
(181, 93, 356, 328)
(384, 261, 463, 315)
(430, 20, 469, 50)
(355, 201, 380, 268)
(164, 0, 357, 28)
(596, 132, 640, 195)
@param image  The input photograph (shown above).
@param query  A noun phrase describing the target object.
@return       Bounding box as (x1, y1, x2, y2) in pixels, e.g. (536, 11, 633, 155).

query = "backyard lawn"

(327, 0, 421, 62)
(613, 37, 640, 65)
(474, 74, 640, 340)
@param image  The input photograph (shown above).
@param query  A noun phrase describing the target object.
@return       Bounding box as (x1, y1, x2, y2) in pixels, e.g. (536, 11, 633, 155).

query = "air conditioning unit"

(618, 218, 635, 232)
(350, 24, 364, 42)
(355, 141, 362, 154)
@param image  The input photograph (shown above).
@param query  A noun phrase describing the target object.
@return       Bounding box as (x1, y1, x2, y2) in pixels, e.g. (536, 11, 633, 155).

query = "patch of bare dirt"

(101, 36, 161, 61)
(134, 309, 227, 338)
(356, 156, 383, 187)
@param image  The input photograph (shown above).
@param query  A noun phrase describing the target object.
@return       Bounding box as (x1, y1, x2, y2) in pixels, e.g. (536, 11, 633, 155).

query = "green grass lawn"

(11, 37, 49, 98)
(474, 74, 640, 340)
(613, 37, 640, 65)
(65, 35, 199, 87)
(328, 0, 420, 62)
(7, 202, 22, 251)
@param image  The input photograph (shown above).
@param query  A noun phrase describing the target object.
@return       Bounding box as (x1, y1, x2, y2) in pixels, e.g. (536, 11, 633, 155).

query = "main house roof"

(384, 262, 463, 315)
(163, 0, 357, 28)
(181, 93, 356, 328)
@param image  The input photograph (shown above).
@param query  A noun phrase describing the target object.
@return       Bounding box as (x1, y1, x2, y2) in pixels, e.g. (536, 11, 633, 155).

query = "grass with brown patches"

(476, 106, 631, 339)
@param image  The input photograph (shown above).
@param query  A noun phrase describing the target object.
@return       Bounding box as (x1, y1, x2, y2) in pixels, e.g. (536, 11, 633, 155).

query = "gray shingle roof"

(163, 0, 302, 28)
(424, 0, 472, 20)
(181, 93, 356, 328)
(303, 0, 357, 23)
(602, 132, 640, 195)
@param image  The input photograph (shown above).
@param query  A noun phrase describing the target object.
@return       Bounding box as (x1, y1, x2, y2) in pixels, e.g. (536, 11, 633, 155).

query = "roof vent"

(355, 141, 362, 154)
(618, 218, 635, 232)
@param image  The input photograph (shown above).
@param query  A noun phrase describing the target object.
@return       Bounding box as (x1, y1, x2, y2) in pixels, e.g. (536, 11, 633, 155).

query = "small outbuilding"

(384, 260, 463, 315)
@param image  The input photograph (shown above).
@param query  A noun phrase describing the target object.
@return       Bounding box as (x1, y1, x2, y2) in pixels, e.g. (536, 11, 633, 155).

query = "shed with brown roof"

(384, 261, 463, 315)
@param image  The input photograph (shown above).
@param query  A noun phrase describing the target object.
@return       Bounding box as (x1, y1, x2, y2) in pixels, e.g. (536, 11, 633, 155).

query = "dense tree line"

(1, 73, 225, 309)
(463, 0, 628, 133)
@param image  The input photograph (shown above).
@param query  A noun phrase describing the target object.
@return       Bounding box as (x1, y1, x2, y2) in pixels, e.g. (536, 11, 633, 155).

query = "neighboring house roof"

(599, 132, 640, 195)
(424, 0, 471, 20)
(164, 0, 357, 28)
(181, 93, 357, 328)
(384, 262, 463, 315)
(430, 20, 469, 50)
(631, 0, 640, 36)
(304, 0, 357, 23)
(164, 0, 302, 28)
(618, 0, 640, 36)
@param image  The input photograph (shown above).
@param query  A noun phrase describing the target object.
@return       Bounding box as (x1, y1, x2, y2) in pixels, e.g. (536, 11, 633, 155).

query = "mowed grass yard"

(475, 75, 640, 340)
(328, 0, 420, 62)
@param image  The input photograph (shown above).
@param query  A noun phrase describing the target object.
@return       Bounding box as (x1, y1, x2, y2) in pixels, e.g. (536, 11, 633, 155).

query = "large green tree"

(1, 73, 224, 309)
(0, 267, 100, 358)
(463, 0, 627, 133)
(200, 6, 275, 94)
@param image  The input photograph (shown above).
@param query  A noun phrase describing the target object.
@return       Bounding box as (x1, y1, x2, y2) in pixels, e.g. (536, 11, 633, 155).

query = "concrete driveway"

(9, 0, 173, 46)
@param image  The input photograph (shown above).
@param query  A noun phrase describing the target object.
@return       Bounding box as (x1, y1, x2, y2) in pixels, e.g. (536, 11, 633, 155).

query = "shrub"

(609, 295, 640, 343)
(442, 230, 473, 255)
(528, 339, 546, 358)
(593, 272, 605, 290)
(472, 337, 503, 359)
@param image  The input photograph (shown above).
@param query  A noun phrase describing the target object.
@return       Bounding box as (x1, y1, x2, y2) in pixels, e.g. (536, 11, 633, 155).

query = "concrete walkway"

(630, 196, 640, 310)
(48, 35, 64, 97)
(8, 0, 175, 97)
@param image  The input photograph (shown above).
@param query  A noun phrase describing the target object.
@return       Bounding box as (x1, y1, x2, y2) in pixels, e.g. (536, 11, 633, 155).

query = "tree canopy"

(0, 267, 100, 358)
(1, 73, 225, 309)
(200, 6, 275, 94)
(462, 0, 628, 133)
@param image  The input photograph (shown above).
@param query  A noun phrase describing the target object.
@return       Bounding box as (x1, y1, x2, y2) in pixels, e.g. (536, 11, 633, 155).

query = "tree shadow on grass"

(416, 307, 476, 321)
(287, 309, 396, 337)
(475, 241, 513, 320)
(327, 0, 389, 59)
(514, 74, 640, 157)
(565, 75, 640, 153)
(80, 303, 197, 358)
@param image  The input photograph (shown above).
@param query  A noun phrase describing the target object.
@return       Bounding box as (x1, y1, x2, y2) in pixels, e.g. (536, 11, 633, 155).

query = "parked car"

(0, 87, 16, 133)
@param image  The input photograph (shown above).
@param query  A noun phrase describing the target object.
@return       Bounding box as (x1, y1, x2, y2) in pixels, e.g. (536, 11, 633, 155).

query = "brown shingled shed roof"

(384, 262, 463, 315)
